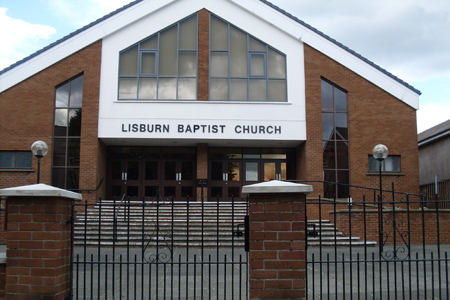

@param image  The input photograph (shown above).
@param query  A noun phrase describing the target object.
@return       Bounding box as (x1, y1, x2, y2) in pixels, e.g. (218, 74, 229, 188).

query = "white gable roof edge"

(0, 0, 420, 110)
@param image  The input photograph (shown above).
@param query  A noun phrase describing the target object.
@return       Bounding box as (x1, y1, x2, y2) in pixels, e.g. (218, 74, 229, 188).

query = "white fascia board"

(0, 0, 176, 93)
(229, 0, 420, 110)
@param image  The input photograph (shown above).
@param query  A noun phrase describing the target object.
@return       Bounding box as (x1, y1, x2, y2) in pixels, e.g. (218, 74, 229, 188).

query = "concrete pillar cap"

(0, 183, 82, 200)
(242, 180, 313, 194)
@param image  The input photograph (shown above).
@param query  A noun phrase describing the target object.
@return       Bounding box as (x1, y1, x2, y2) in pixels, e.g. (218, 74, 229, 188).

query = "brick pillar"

(197, 143, 208, 201)
(0, 184, 82, 300)
(243, 181, 312, 300)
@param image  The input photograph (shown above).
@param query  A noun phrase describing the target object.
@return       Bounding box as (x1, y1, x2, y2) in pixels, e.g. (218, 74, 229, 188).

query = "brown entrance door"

(209, 160, 244, 201)
(161, 160, 196, 200)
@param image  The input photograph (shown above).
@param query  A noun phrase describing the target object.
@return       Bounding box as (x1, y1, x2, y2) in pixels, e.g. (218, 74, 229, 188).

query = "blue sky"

(1, 0, 449, 133)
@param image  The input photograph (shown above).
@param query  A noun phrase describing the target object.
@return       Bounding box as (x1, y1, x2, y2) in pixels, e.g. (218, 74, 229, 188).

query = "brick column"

(243, 181, 312, 300)
(0, 184, 82, 300)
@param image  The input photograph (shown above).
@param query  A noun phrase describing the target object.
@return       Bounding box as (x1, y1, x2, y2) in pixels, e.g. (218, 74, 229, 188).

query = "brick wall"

(0, 41, 103, 203)
(303, 44, 420, 199)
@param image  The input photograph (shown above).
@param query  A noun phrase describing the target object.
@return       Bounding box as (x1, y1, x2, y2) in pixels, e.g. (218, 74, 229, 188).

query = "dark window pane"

(68, 109, 82, 136)
(368, 156, 379, 171)
(335, 113, 348, 140)
(181, 186, 193, 198)
(164, 161, 176, 180)
(54, 109, 68, 136)
(211, 161, 223, 181)
(337, 171, 350, 198)
(145, 186, 158, 197)
(323, 142, 336, 169)
(127, 161, 139, 180)
(211, 186, 223, 198)
(53, 139, 66, 167)
(69, 75, 83, 107)
(55, 83, 69, 107)
(336, 142, 349, 169)
(16, 152, 32, 168)
(321, 80, 333, 111)
(127, 186, 139, 197)
(111, 161, 122, 180)
(323, 170, 336, 199)
(181, 161, 194, 180)
(227, 162, 240, 181)
(145, 161, 158, 180)
(164, 186, 176, 198)
(112, 185, 122, 198)
(66, 168, 79, 190)
(67, 138, 80, 167)
(335, 87, 347, 111)
(0, 153, 15, 168)
(228, 187, 240, 198)
(322, 113, 334, 140)
(52, 168, 65, 189)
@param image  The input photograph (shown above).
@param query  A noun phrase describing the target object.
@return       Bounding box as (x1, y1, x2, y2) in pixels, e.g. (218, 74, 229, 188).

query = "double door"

(209, 160, 291, 201)
(108, 158, 196, 201)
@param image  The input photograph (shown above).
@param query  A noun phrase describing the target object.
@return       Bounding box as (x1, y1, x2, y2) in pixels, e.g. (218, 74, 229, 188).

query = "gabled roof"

(0, 0, 421, 107)
(418, 119, 450, 146)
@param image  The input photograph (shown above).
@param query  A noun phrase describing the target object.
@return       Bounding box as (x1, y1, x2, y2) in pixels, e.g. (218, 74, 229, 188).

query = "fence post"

(243, 181, 312, 300)
(0, 184, 81, 300)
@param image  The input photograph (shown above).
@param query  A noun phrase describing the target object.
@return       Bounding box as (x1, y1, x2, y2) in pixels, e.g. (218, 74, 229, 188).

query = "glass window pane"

(211, 186, 223, 198)
(164, 161, 176, 180)
(16, 152, 32, 168)
(249, 79, 266, 101)
(140, 36, 158, 49)
(181, 161, 194, 180)
(178, 52, 197, 76)
(228, 187, 240, 198)
(53, 139, 66, 166)
(127, 186, 139, 197)
(119, 78, 138, 99)
(335, 113, 348, 140)
(249, 37, 265, 51)
(368, 156, 378, 171)
(139, 78, 157, 99)
(0, 153, 14, 168)
(210, 79, 228, 100)
(228, 162, 240, 181)
(158, 78, 177, 100)
(385, 156, 401, 172)
(159, 26, 177, 76)
(68, 109, 82, 136)
(210, 17, 228, 51)
(179, 16, 197, 50)
(127, 161, 139, 180)
(211, 161, 223, 181)
(250, 54, 265, 76)
(230, 79, 247, 101)
(119, 45, 138, 76)
(230, 26, 247, 77)
(69, 75, 83, 107)
(111, 160, 122, 180)
(322, 113, 334, 140)
(54, 109, 68, 136)
(335, 87, 347, 111)
(178, 78, 196, 100)
(210, 52, 228, 77)
(264, 162, 276, 181)
(246, 162, 258, 181)
(323, 141, 335, 169)
(268, 49, 286, 78)
(323, 170, 336, 199)
(55, 83, 69, 107)
(66, 168, 79, 190)
(336, 141, 349, 169)
(164, 186, 176, 198)
(52, 168, 65, 189)
(337, 171, 349, 198)
(268, 80, 287, 102)
(145, 186, 158, 197)
(145, 161, 158, 180)
(321, 80, 333, 111)
(141, 52, 156, 75)
(281, 163, 287, 180)
(67, 138, 80, 167)
(181, 186, 194, 198)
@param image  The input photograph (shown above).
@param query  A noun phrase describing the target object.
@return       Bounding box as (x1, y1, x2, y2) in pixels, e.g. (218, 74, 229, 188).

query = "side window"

(209, 15, 287, 102)
(369, 155, 401, 172)
(118, 14, 198, 100)
(0, 152, 32, 168)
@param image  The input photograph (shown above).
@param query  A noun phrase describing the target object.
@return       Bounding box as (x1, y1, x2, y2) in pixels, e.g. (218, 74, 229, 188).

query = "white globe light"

(372, 144, 388, 161)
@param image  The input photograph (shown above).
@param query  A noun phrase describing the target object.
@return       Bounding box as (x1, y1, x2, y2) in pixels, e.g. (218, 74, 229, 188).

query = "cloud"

(0, 8, 57, 70)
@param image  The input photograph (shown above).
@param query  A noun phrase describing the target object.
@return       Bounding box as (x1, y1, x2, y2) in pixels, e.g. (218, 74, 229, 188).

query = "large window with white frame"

(118, 14, 198, 100)
(209, 14, 287, 102)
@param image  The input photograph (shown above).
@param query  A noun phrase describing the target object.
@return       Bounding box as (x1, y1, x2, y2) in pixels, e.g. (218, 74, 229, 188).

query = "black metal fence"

(300, 180, 450, 299)
(71, 195, 249, 299)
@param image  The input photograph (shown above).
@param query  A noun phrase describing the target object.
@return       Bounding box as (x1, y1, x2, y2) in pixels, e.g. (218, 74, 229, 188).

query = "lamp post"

(31, 141, 49, 184)
(372, 144, 388, 256)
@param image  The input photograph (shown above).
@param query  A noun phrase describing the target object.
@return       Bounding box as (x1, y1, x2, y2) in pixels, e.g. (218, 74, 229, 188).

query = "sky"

(0, 0, 449, 134)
